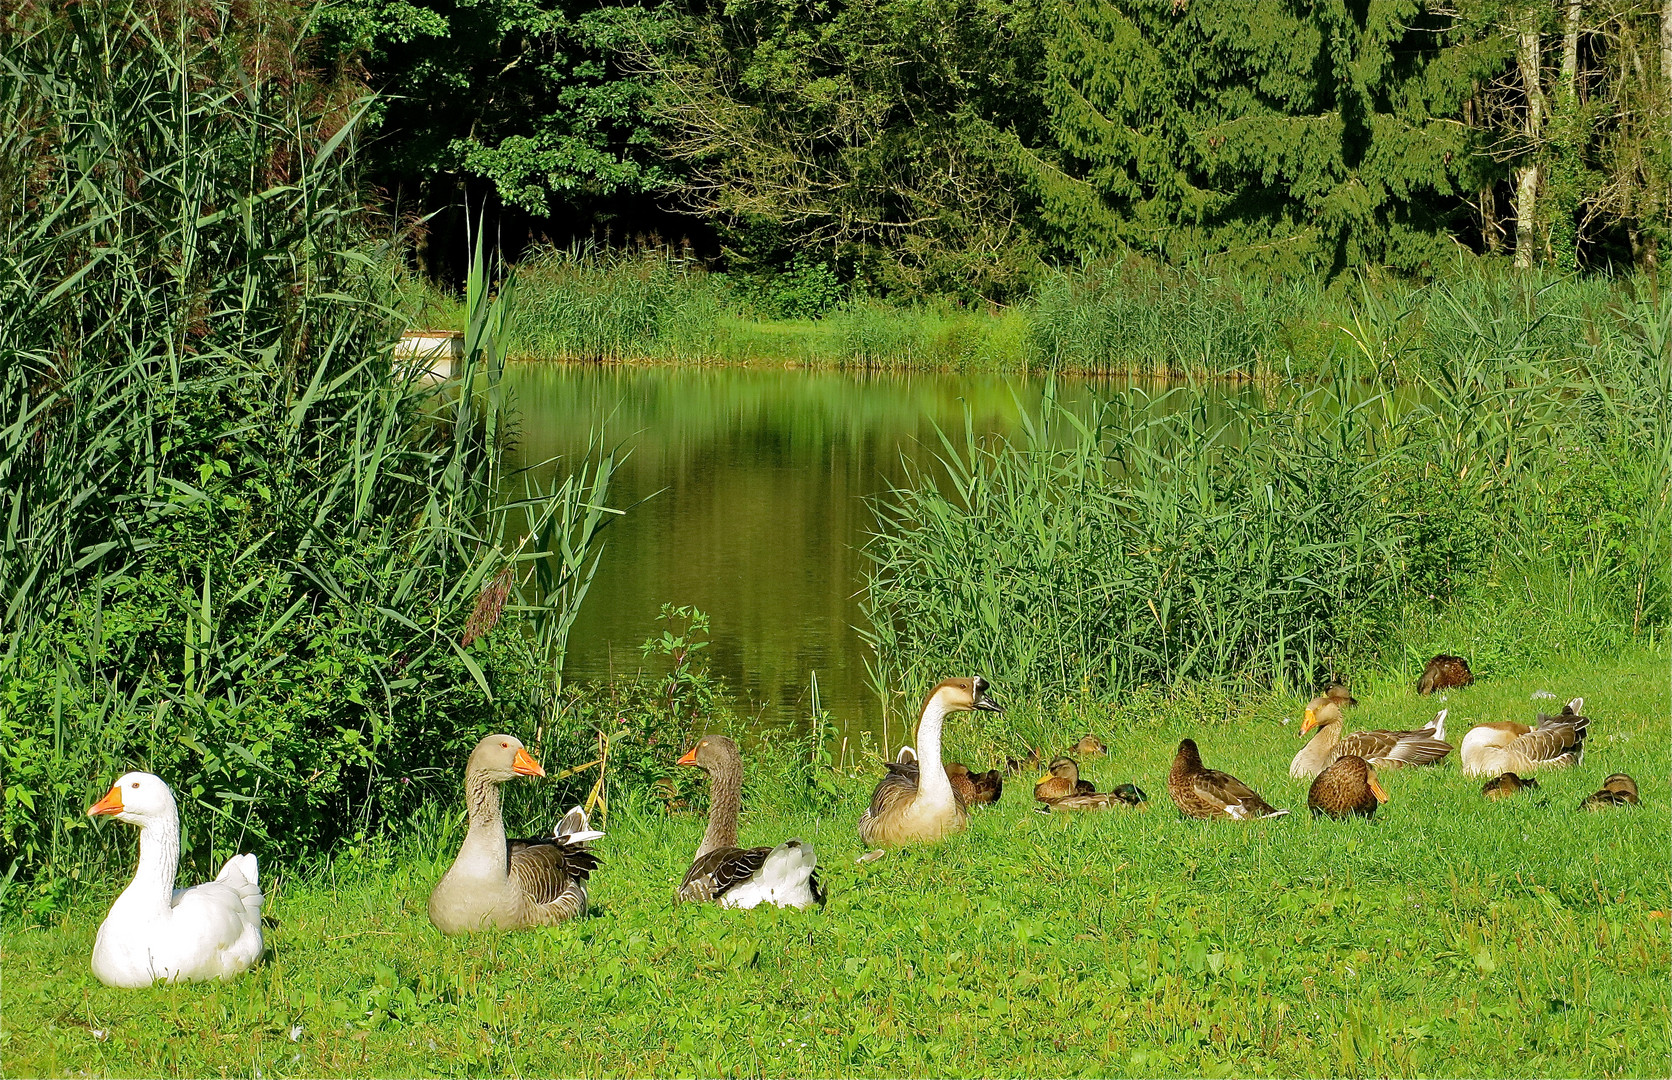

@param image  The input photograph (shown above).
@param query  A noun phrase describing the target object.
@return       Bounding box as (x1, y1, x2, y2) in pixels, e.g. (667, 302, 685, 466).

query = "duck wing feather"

(1193, 768, 1284, 819)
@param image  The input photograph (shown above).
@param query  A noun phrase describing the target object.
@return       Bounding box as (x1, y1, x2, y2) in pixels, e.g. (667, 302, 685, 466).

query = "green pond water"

(507, 365, 1262, 740)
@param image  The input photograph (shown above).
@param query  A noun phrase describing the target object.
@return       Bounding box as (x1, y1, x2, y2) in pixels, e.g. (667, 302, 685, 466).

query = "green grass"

(4, 646, 1667, 1077)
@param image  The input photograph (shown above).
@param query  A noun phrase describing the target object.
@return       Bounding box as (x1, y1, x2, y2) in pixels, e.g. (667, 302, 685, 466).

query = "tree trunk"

(1560, 0, 1581, 102)
(1662, 0, 1671, 85)
(1514, 11, 1546, 269)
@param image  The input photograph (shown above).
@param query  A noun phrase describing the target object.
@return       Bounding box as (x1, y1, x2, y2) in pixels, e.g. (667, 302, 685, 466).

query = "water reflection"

(506, 365, 1261, 739)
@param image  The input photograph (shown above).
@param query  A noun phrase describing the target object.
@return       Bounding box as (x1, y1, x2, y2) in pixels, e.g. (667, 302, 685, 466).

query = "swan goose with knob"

(857, 676, 1002, 848)
(86, 772, 264, 987)
(428, 734, 603, 934)
(676, 734, 824, 908)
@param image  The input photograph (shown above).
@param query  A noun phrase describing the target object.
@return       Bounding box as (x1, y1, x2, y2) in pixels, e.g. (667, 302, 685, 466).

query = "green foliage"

(1029, 0, 1478, 273)
(319, 0, 670, 217)
(0, 0, 621, 887)
(864, 313, 1668, 703)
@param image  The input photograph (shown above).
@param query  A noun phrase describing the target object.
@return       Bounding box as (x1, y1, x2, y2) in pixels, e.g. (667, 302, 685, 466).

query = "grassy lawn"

(4, 647, 1667, 1078)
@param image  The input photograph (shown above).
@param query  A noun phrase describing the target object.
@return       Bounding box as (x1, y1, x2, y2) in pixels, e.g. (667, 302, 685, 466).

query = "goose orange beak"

(1300, 708, 1319, 734)
(88, 785, 123, 817)
(1369, 774, 1389, 803)
(512, 747, 545, 777)
(677, 747, 699, 766)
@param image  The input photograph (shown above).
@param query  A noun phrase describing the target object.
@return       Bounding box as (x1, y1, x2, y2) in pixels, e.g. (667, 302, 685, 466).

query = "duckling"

(1033, 756, 1096, 802)
(1417, 654, 1473, 695)
(1072, 735, 1107, 757)
(1579, 773, 1639, 811)
(857, 676, 1003, 848)
(1306, 756, 1387, 819)
(1167, 739, 1289, 820)
(1460, 698, 1588, 777)
(1481, 772, 1539, 801)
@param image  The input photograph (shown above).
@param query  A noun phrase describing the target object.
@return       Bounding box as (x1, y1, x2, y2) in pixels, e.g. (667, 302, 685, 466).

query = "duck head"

(87, 771, 176, 827)
(467, 734, 544, 781)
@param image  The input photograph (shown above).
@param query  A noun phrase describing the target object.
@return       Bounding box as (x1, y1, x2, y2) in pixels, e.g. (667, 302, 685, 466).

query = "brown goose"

(1579, 773, 1639, 811)
(1307, 756, 1388, 819)
(428, 734, 602, 934)
(1417, 655, 1473, 695)
(1289, 702, 1452, 779)
(857, 677, 1002, 848)
(1460, 698, 1589, 777)
(1167, 739, 1288, 820)
(1482, 772, 1539, 801)
(676, 735, 823, 908)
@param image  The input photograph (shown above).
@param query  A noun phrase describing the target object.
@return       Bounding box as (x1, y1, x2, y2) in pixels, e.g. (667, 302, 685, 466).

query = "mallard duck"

(1417, 654, 1473, 695)
(86, 773, 264, 987)
(1289, 702, 1452, 779)
(1072, 735, 1107, 757)
(1037, 771, 1149, 812)
(1323, 682, 1358, 708)
(1307, 756, 1388, 819)
(1033, 756, 1095, 801)
(944, 762, 1004, 805)
(1482, 772, 1539, 800)
(857, 676, 1002, 848)
(676, 734, 823, 908)
(1460, 698, 1589, 777)
(1167, 739, 1289, 820)
(428, 734, 603, 934)
(1579, 773, 1639, 811)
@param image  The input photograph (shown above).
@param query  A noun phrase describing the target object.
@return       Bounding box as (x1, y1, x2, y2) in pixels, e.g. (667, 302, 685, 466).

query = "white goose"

(86, 772, 264, 987)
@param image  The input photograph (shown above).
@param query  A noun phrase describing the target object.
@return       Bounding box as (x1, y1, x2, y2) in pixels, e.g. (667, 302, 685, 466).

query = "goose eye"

(131, 781, 139, 789)
(500, 742, 509, 748)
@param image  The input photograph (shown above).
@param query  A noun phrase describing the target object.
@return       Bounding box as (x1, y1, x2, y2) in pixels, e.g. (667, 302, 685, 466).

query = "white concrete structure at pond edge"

(395, 330, 465, 382)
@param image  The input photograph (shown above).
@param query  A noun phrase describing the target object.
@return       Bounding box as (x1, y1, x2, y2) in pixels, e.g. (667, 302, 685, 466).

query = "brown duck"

(1307, 756, 1388, 819)
(428, 735, 603, 934)
(1481, 772, 1540, 801)
(1033, 756, 1096, 801)
(896, 748, 1003, 806)
(1289, 702, 1452, 779)
(1579, 773, 1639, 811)
(1417, 655, 1473, 695)
(1167, 739, 1289, 820)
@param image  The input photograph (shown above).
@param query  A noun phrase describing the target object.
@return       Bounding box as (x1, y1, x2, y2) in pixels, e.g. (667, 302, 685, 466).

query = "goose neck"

(459, 769, 509, 872)
(119, 807, 182, 916)
(913, 699, 955, 802)
(696, 759, 742, 859)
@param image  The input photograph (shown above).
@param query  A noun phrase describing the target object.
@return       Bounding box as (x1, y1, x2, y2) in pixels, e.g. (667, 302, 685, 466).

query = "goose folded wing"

(682, 845, 774, 902)
(1513, 723, 1583, 760)
(508, 838, 599, 906)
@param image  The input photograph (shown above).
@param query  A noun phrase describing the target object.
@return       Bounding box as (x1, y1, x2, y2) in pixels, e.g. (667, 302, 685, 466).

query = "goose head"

(466, 734, 544, 782)
(923, 675, 1003, 716)
(87, 771, 175, 827)
(1300, 700, 1343, 735)
(677, 734, 740, 772)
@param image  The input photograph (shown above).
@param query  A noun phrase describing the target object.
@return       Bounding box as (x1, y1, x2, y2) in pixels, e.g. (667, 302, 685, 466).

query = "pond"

(507, 365, 1259, 741)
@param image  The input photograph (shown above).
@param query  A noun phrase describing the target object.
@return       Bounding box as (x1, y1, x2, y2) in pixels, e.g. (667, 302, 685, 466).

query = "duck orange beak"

(512, 747, 545, 777)
(677, 747, 699, 766)
(1369, 774, 1389, 803)
(1300, 708, 1319, 734)
(88, 785, 123, 817)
